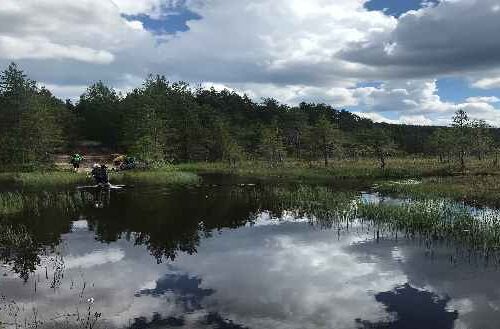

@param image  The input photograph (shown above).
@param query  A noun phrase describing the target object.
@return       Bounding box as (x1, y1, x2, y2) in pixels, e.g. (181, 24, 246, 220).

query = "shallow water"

(1, 178, 500, 329)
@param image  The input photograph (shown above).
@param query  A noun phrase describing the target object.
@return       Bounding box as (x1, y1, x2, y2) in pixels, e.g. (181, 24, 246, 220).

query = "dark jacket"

(91, 165, 109, 184)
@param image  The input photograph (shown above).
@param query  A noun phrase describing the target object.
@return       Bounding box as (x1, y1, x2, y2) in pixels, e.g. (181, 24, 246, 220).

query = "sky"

(2, 0, 500, 126)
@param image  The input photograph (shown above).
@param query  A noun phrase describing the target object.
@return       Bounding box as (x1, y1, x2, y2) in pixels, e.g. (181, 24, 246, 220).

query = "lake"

(1, 175, 499, 329)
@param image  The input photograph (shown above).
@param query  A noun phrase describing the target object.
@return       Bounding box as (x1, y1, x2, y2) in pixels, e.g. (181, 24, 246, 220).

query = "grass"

(357, 199, 500, 253)
(0, 168, 200, 189)
(0, 169, 200, 216)
(111, 169, 201, 185)
(176, 158, 455, 182)
(376, 175, 500, 208)
(267, 185, 358, 225)
(1, 156, 499, 188)
(264, 185, 500, 253)
(0, 171, 88, 187)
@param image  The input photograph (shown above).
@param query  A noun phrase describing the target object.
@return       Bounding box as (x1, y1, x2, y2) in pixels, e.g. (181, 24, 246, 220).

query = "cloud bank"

(1, 0, 500, 125)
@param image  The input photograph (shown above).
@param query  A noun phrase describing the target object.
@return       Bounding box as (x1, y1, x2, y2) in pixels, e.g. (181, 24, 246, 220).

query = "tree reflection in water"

(356, 284, 458, 329)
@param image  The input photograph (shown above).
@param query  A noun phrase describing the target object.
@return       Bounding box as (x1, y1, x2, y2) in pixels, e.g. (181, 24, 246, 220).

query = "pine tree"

(0, 63, 65, 167)
(360, 129, 396, 169)
(314, 115, 341, 167)
(259, 125, 286, 167)
(77, 81, 120, 147)
(452, 109, 473, 171)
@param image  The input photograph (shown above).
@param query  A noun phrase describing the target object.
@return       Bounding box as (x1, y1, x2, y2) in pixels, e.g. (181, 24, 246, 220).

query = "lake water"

(1, 176, 500, 329)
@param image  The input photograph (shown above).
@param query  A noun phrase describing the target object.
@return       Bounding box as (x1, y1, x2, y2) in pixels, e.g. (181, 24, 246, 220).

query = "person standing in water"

(91, 163, 109, 186)
(70, 153, 84, 172)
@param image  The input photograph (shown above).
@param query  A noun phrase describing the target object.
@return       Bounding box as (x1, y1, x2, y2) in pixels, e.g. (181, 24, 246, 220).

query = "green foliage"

(427, 128, 454, 162)
(357, 128, 396, 169)
(126, 106, 166, 163)
(1, 63, 499, 173)
(76, 81, 120, 146)
(222, 137, 245, 167)
(302, 115, 343, 166)
(259, 125, 287, 167)
(471, 119, 494, 160)
(0, 63, 71, 167)
(424, 113, 496, 169)
(452, 109, 473, 170)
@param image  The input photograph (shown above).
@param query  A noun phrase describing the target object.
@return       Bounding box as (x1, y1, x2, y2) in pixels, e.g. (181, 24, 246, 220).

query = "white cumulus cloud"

(1, 0, 500, 125)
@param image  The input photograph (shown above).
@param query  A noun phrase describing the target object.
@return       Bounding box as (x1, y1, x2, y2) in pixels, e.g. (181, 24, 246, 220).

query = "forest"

(0, 62, 497, 171)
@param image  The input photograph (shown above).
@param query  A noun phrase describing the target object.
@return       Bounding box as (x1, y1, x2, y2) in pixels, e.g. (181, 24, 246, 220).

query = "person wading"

(91, 163, 110, 186)
(70, 153, 84, 172)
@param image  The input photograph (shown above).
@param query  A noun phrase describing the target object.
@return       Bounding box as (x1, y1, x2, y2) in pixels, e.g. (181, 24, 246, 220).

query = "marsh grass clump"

(358, 199, 500, 253)
(377, 175, 500, 208)
(267, 185, 359, 227)
(267, 184, 500, 253)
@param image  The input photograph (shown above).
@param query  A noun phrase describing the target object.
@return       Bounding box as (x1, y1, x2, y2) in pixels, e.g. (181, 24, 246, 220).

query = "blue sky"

(2, 0, 500, 126)
(123, 7, 201, 35)
(365, 0, 438, 17)
(437, 78, 500, 103)
(131, 1, 439, 35)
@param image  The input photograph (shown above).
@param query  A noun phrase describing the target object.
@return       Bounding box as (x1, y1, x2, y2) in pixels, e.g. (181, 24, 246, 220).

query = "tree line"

(0, 63, 498, 170)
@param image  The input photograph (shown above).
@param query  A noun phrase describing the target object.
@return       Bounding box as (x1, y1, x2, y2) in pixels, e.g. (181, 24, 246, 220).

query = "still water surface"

(1, 177, 500, 329)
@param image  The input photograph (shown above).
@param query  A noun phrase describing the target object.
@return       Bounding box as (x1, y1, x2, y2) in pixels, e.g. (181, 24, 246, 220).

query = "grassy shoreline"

(176, 158, 455, 181)
(3, 157, 500, 209)
(0, 158, 450, 189)
(0, 168, 201, 189)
